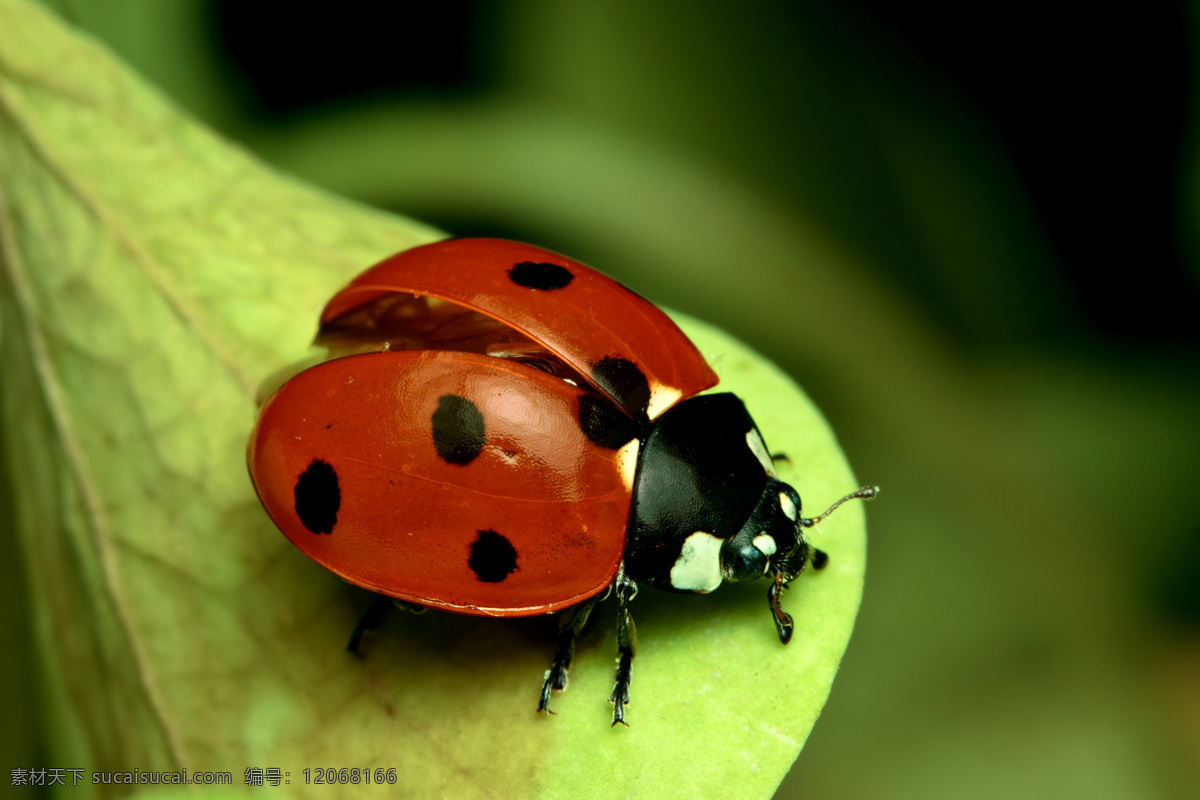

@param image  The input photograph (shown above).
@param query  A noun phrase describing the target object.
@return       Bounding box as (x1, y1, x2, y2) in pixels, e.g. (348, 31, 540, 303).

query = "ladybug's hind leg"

(346, 595, 394, 656)
(609, 563, 638, 727)
(538, 595, 599, 715)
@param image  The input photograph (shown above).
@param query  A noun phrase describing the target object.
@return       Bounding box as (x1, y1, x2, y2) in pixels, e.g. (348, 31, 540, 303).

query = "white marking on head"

(669, 531, 725, 593)
(646, 383, 683, 421)
(746, 429, 776, 476)
(752, 533, 777, 557)
(616, 439, 640, 494)
(779, 491, 797, 522)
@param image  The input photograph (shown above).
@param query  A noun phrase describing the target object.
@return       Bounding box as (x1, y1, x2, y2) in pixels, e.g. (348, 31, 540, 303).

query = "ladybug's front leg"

(538, 595, 599, 715)
(609, 564, 638, 727)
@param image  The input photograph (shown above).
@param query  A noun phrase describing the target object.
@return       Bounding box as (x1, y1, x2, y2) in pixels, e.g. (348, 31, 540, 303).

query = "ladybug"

(247, 238, 875, 726)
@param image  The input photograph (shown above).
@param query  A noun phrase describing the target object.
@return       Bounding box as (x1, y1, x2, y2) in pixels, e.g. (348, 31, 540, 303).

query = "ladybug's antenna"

(800, 486, 879, 528)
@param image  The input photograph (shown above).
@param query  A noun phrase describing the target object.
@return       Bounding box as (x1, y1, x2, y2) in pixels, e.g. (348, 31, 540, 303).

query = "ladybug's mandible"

(247, 238, 875, 726)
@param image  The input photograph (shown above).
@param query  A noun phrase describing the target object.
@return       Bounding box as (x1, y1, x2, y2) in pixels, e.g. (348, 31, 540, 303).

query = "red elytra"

(248, 238, 718, 617)
(318, 238, 717, 422)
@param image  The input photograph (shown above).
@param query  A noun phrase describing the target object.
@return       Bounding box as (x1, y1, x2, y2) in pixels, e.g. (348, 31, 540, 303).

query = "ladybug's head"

(718, 478, 806, 584)
(719, 482, 877, 643)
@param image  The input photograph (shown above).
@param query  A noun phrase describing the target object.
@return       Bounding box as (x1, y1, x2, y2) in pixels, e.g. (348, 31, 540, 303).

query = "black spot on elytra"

(592, 356, 651, 421)
(469, 529, 518, 582)
(294, 459, 339, 534)
(508, 261, 574, 290)
(432, 394, 485, 465)
(578, 395, 641, 450)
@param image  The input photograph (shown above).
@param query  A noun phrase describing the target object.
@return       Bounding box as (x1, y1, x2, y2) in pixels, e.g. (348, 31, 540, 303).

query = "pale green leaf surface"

(0, 2, 867, 798)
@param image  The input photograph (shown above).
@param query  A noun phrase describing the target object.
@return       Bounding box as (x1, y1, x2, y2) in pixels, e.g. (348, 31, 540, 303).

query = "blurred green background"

(4, 1, 1199, 797)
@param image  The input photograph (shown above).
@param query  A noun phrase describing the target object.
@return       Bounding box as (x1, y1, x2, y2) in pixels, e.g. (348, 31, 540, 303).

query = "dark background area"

(854, 2, 1196, 342)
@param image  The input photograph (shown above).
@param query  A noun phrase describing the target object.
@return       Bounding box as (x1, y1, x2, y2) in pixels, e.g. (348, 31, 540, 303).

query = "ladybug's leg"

(609, 563, 639, 727)
(537, 595, 599, 715)
(767, 570, 794, 644)
(767, 541, 834, 644)
(346, 595, 393, 656)
(811, 548, 829, 570)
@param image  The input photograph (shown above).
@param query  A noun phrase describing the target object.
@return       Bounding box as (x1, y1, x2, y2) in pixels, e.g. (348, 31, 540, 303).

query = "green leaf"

(0, 2, 867, 798)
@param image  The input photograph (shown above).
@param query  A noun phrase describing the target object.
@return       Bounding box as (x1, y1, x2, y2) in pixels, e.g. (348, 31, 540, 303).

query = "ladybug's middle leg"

(609, 563, 638, 727)
(538, 594, 599, 715)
